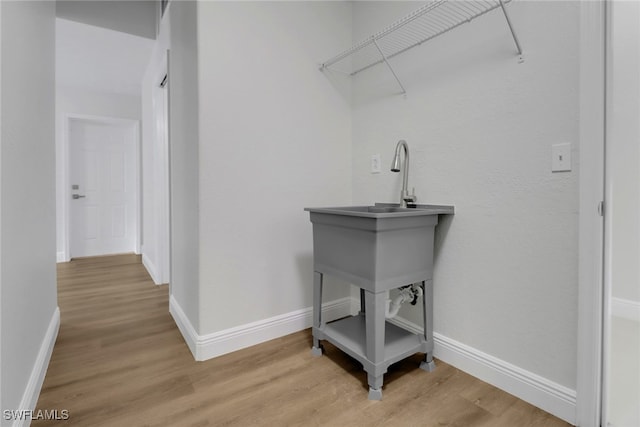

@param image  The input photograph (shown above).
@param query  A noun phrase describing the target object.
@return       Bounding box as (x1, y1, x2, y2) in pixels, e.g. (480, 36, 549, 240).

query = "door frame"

(61, 114, 141, 261)
(576, 1, 606, 426)
(149, 49, 171, 285)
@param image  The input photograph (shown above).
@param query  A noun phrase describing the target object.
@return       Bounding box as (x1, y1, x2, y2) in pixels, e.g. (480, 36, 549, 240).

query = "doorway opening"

(55, 14, 171, 287)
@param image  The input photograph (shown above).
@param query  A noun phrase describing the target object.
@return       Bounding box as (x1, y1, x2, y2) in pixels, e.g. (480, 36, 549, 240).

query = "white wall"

(57, 87, 141, 120)
(56, 18, 155, 97)
(351, 0, 579, 392)
(195, 1, 353, 335)
(55, 87, 141, 261)
(168, 0, 200, 332)
(0, 0, 58, 419)
(608, 1, 640, 306)
(56, 0, 157, 40)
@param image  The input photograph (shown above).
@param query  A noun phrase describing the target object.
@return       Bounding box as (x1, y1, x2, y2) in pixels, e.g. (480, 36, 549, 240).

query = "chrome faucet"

(390, 140, 416, 208)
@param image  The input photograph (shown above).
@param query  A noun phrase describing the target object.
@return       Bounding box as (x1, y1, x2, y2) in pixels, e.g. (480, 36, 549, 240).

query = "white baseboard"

(169, 296, 198, 357)
(389, 315, 577, 425)
(56, 252, 67, 263)
(13, 307, 60, 427)
(612, 297, 640, 322)
(169, 295, 355, 361)
(141, 253, 162, 285)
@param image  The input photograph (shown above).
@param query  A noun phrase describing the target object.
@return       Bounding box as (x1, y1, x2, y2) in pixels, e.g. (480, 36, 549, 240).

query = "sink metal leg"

(419, 279, 436, 371)
(365, 290, 387, 399)
(311, 271, 324, 356)
(368, 385, 383, 400)
(420, 357, 436, 372)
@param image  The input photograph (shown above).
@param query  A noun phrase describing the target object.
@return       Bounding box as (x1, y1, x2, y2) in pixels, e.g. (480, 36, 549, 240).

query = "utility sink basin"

(307, 204, 454, 217)
(304, 203, 454, 293)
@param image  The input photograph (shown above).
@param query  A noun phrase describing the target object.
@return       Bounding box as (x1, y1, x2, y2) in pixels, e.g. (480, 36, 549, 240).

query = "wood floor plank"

(34, 254, 572, 426)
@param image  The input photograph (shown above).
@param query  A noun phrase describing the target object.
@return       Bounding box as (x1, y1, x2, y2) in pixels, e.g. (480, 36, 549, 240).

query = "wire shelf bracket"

(320, 0, 523, 94)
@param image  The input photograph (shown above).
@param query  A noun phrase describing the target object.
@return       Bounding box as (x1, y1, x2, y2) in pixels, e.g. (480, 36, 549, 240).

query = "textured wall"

(608, 1, 640, 304)
(196, 1, 353, 333)
(1, 0, 57, 414)
(168, 0, 200, 331)
(351, 1, 580, 389)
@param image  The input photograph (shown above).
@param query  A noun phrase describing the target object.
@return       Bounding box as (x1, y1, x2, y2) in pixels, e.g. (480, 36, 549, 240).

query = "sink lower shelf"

(319, 314, 426, 371)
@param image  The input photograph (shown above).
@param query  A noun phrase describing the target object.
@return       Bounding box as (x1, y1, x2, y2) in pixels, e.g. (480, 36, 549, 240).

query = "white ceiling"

(56, 18, 154, 95)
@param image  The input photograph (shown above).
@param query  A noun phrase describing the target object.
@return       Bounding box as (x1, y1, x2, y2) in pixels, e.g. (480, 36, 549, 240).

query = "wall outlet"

(552, 143, 571, 172)
(371, 154, 381, 174)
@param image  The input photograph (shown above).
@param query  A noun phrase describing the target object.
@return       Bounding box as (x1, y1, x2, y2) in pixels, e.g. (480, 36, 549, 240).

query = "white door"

(69, 119, 137, 258)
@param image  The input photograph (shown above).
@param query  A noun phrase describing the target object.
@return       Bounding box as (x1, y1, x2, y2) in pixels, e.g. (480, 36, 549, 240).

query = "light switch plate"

(371, 154, 381, 174)
(552, 143, 571, 172)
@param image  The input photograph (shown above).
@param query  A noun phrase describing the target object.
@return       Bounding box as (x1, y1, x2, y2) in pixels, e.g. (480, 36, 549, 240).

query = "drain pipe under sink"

(386, 284, 423, 319)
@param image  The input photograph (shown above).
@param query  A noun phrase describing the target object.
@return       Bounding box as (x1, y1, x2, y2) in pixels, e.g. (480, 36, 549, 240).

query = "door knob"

(72, 194, 86, 200)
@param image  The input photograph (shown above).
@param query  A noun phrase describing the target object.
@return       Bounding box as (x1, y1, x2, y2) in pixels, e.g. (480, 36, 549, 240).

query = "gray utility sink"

(304, 202, 454, 400)
(304, 203, 454, 293)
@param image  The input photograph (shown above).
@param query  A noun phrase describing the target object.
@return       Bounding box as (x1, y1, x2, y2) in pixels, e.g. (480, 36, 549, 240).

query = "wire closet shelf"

(319, 0, 522, 93)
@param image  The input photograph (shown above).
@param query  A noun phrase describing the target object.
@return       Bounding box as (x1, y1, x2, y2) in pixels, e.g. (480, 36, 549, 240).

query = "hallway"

(34, 255, 569, 426)
(34, 255, 188, 425)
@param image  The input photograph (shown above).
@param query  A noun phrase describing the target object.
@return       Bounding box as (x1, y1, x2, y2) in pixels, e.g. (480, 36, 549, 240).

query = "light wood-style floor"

(34, 254, 571, 426)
